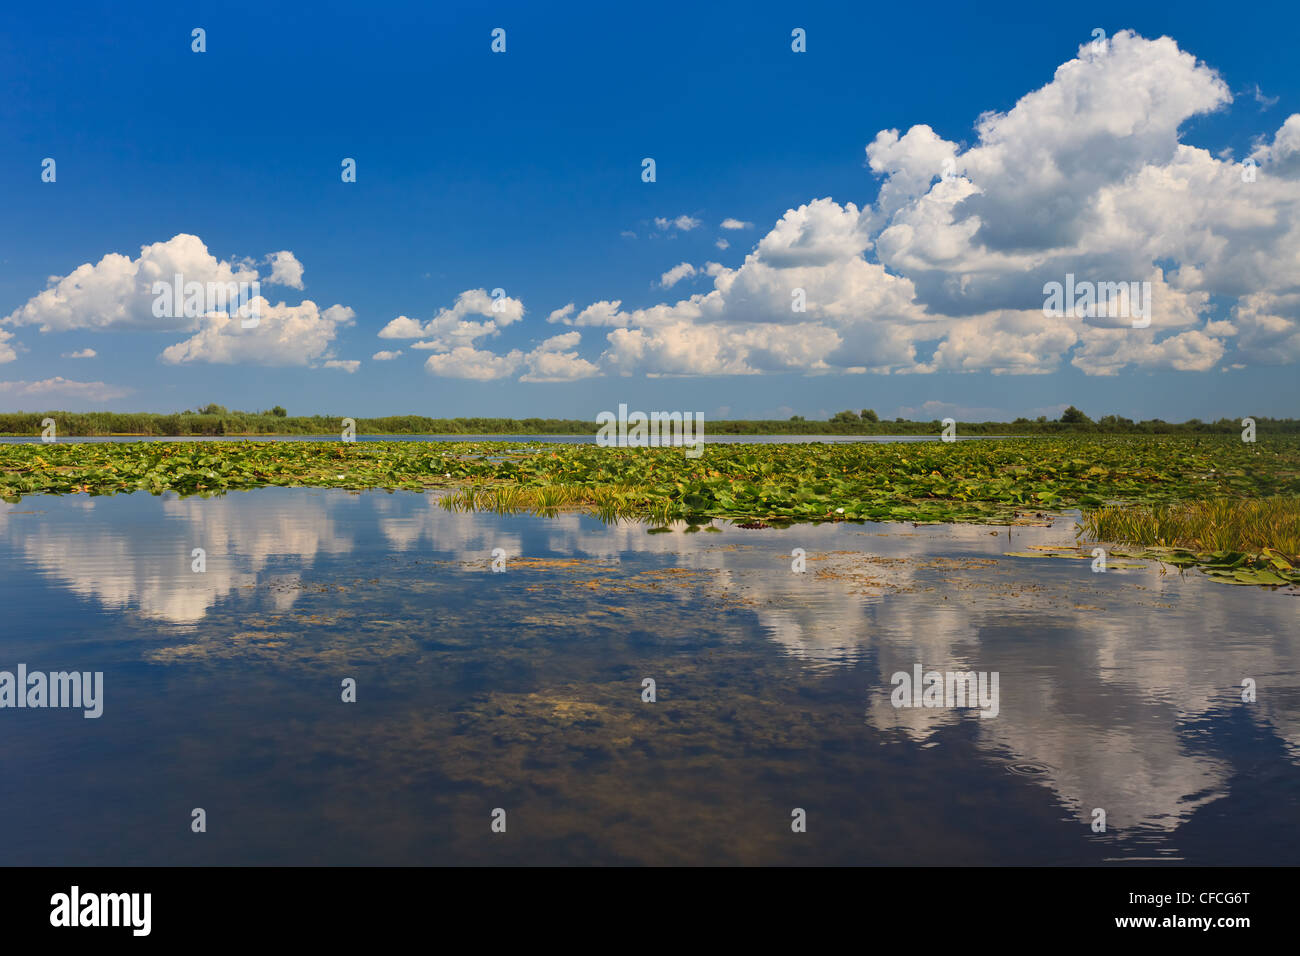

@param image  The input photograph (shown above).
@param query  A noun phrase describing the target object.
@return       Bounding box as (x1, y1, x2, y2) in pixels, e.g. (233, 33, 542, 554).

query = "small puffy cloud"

(553, 300, 628, 328)
(533, 331, 580, 351)
(371, 349, 402, 361)
(425, 332, 599, 383)
(377, 315, 425, 338)
(520, 332, 601, 382)
(62, 348, 97, 359)
(0, 377, 130, 401)
(715, 238, 730, 250)
(424, 346, 524, 380)
(0, 329, 16, 364)
(660, 262, 697, 288)
(265, 251, 305, 289)
(376, 288, 525, 351)
(321, 359, 360, 373)
(654, 215, 702, 232)
(160, 300, 356, 366)
(720, 218, 753, 230)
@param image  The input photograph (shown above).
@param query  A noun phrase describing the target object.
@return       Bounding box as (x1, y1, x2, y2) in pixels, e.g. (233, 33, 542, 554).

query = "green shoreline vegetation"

(1, 404, 1298, 437)
(2, 433, 1298, 585)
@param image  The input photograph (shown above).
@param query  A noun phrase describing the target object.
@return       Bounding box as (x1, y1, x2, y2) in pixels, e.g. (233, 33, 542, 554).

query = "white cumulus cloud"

(266, 251, 305, 289)
(4, 234, 261, 333)
(321, 359, 360, 373)
(450, 31, 1300, 380)
(424, 332, 599, 382)
(659, 262, 697, 288)
(654, 215, 702, 232)
(377, 289, 525, 352)
(160, 300, 356, 366)
(2, 235, 355, 370)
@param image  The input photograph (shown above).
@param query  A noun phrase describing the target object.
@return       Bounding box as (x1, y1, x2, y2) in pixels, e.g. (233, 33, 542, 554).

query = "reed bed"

(438, 483, 671, 523)
(1080, 497, 1300, 558)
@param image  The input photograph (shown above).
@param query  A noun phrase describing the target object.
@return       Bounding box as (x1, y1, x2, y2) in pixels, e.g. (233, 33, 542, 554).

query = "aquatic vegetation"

(1080, 497, 1300, 556)
(1079, 497, 1300, 586)
(4, 437, 1299, 531)
(439, 483, 656, 522)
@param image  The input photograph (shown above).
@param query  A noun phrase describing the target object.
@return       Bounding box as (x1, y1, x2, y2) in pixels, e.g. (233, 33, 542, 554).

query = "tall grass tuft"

(1080, 497, 1300, 557)
(439, 483, 649, 522)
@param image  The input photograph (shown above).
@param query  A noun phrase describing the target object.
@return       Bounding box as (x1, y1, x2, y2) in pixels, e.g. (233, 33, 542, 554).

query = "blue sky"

(2, 0, 1298, 421)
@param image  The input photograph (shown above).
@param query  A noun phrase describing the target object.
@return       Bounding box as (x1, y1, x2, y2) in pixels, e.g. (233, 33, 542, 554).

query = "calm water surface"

(1, 488, 1296, 865)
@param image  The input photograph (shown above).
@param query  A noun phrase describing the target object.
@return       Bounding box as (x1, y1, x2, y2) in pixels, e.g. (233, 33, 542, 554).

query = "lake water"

(1, 487, 1296, 865)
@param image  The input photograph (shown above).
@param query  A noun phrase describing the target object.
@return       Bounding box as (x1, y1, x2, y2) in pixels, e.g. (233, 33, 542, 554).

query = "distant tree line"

(0, 405, 1296, 437)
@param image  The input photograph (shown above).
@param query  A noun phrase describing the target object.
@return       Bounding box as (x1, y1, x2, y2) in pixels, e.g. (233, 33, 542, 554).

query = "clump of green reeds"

(439, 483, 660, 523)
(1080, 497, 1300, 557)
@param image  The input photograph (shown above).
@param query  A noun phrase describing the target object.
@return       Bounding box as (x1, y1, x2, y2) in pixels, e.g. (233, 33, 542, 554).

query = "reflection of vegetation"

(5, 437, 1298, 532)
(1080, 498, 1300, 585)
